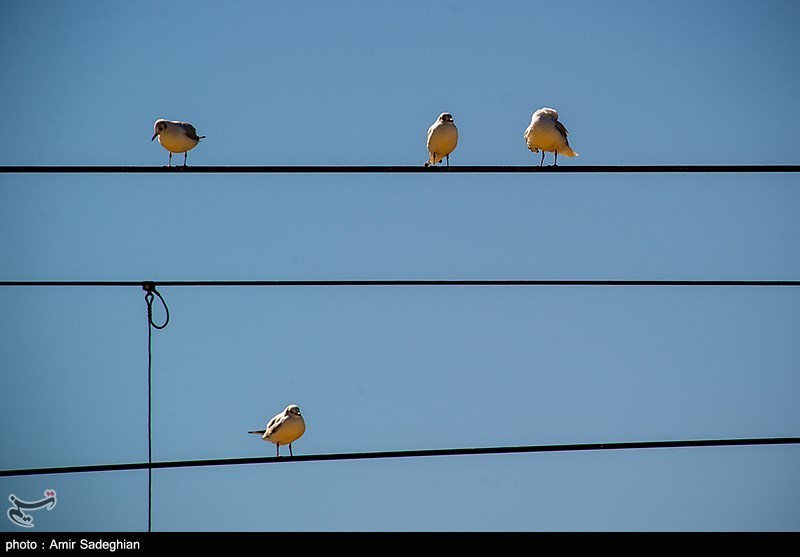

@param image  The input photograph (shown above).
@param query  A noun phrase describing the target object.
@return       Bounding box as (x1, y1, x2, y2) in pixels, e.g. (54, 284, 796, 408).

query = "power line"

(1, 279, 799, 288)
(2, 437, 798, 478)
(1, 165, 799, 174)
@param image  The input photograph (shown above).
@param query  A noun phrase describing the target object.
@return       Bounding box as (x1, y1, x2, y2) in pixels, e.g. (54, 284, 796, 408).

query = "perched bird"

(248, 404, 306, 457)
(523, 107, 578, 166)
(424, 112, 458, 167)
(151, 119, 205, 167)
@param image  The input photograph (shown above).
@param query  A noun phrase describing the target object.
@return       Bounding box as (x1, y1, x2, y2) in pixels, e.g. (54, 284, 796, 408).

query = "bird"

(523, 107, 578, 166)
(424, 112, 458, 167)
(248, 404, 306, 457)
(151, 119, 205, 167)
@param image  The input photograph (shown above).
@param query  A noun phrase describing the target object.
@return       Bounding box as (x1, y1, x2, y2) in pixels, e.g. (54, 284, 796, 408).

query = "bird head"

(439, 112, 454, 123)
(151, 119, 168, 141)
(534, 107, 559, 121)
(286, 404, 302, 417)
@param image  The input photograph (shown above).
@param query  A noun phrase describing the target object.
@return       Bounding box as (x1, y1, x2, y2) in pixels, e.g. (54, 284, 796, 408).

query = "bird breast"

(157, 127, 199, 154)
(264, 415, 306, 445)
(427, 122, 458, 156)
(525, 118, 567, 153)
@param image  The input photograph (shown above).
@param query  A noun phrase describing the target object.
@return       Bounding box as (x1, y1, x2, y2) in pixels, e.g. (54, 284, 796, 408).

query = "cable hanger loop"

(143, 282, 169, 330)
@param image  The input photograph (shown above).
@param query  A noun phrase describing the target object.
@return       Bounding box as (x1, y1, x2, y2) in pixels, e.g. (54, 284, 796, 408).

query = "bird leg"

(446, 154, 450, 167)
(276, 444, 279, 457)
(539, 150, 545, 167)
(553, 150, 558, 166)
(183, 152, 188, 167)
(289, 443, 294, 457)
(168, 152, 172, 167)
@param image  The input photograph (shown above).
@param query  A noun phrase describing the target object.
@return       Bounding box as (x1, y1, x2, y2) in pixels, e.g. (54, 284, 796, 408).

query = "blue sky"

(1, 1, 799, 532)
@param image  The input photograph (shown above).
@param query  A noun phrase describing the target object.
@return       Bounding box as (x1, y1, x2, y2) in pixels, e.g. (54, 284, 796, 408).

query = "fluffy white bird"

(248, 404, 306, 457)
(151, 119, 205, 167)
(523, 107, 578, 166)
(424, 112, 458, 167)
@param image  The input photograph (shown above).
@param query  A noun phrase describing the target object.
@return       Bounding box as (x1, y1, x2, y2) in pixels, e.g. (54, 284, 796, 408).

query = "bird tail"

(561, 146, 578, 157)
(248, 430, 266, 435)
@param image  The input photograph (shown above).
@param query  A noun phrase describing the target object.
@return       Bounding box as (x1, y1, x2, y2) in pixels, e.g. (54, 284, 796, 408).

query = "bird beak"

(151, 132, 158, 141)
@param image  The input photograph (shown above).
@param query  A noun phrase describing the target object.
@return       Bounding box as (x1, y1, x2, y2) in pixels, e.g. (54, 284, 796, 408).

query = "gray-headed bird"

(424, 112, 458, 167)
(249, 404, 306, 457)
(151, 119, 205, 167)
(524, 107, 578, 166)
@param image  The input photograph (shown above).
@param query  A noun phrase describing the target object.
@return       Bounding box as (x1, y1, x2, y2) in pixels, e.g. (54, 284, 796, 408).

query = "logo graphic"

(7, 490, 57, 528)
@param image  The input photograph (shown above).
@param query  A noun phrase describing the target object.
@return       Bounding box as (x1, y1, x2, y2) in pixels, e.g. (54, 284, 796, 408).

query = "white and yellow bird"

(249, 404, 306, 457)
(424, 112, 458, 167)
(151, 119, 205, 167)
(523, 107, 578, 166)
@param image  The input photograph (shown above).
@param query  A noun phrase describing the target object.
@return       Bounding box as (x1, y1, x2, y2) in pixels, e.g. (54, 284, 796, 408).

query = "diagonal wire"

(1, 437, 798, 477)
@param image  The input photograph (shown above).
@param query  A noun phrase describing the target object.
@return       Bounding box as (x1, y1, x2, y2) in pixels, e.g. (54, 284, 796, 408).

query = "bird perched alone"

(424, 112, 458, 167)
(523, 107, 578, 166)
(248, 404, 306, 457)
(151, 119, 205, 167)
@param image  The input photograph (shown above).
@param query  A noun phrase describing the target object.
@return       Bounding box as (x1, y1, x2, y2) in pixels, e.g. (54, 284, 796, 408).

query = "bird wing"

(426, 123, 437, 144)
(180, 122, 204, 141)
(554, 120, 569, 139)
(265, 412, 288, 437)
(523, 124, 538, 152)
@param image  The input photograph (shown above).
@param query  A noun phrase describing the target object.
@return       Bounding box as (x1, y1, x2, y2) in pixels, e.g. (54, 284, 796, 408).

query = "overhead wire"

(2, 437, 798, 478)
(1, 279, 799, 288)
(1, 164, 799, 173)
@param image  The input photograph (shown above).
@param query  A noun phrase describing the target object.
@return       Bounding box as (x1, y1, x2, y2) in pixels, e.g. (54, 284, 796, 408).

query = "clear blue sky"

(1, 1, 799, 532)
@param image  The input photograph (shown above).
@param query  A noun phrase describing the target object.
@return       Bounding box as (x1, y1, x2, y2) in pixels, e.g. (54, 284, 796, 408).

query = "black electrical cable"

(1, 279, 799, 288)
(1, 165, 799, 173)
(2, 437, 798, 478)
